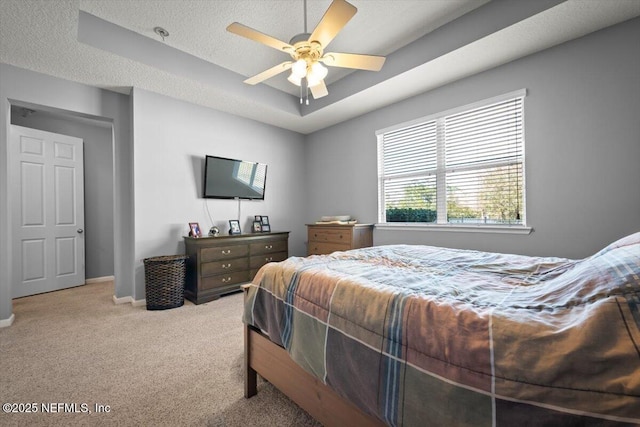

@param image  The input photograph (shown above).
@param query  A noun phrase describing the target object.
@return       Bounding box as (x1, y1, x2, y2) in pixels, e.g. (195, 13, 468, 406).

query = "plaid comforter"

(243, 232, 640, 426)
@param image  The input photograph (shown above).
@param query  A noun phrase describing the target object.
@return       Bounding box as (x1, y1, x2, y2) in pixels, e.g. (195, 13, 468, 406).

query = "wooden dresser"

(306, 223, 373, 256)
(184, 231, 289, 304)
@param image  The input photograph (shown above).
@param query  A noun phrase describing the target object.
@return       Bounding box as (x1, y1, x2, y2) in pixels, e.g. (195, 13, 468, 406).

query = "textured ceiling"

(79, 0, 485, 95)
(1, 0, 639, 134)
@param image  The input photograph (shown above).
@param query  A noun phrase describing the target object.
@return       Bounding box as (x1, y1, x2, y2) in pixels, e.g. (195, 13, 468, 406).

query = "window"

(377, 89, 527, 231)
(234, 161, 266, 192)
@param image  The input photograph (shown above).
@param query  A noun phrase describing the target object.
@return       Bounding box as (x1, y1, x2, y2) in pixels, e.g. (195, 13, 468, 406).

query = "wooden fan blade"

(227, 22, 293, 52)
(309, 80, 329, 99)
(321, 52, 386, 71)
(244, 62, 293, 85)
(309, 0, 357, 49)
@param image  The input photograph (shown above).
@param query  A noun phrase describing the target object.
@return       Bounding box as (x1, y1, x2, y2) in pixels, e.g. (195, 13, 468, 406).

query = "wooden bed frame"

(242, 287, 385, 427)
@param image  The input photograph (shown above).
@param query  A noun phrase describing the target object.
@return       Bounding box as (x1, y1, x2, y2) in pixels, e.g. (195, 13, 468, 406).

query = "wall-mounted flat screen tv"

(203, 155, 267, 200)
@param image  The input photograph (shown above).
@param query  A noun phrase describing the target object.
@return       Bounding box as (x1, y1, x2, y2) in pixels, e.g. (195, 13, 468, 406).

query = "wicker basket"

(143, 255, 188, 310)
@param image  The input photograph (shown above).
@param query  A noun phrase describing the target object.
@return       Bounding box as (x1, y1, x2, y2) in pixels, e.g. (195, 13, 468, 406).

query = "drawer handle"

(265, 257, 273, 262)
(339, 234, 343, 239)
(221, 249, 231, 255)
(221, 277, 232, 283)
(265, 244, 273, 250)
(222, 263, 231, 269)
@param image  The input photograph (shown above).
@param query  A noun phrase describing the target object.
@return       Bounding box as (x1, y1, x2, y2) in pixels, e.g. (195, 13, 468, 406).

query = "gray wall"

(11, 108, 115, 279)
(130, 88, 306, 299)
(304, 17, 640, 259)
(0, 64, 306, 322)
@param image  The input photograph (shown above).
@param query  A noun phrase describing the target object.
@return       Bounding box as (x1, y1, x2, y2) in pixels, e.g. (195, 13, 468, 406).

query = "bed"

(242, 232, 640, 426)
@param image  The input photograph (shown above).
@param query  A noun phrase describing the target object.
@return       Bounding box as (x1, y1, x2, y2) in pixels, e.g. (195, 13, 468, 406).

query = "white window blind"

(377, 90, 526, 227)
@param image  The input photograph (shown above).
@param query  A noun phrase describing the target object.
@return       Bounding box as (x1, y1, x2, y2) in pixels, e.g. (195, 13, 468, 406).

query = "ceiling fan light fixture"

(291, 59, 307, 79)
(287, 72, 302, 86)
(306, 62, 328, 87)
(310, 62, 328, 80)
(306, 74, 321, 88)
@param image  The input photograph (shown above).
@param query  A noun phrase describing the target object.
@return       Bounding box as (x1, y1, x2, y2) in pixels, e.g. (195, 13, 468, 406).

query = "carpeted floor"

(0, 282, 321, 426)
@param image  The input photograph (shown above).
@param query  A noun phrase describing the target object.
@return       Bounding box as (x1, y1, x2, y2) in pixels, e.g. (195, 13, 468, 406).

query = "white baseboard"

(0, 313, 15, 328)
(112, 295, 133, 305)
(112, 294, 146, 307)
(132, 299, 146, 307)
(86, 276, 114, 284)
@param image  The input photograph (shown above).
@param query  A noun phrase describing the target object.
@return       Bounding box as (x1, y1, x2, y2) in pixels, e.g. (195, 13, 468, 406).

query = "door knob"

(77, 229, 84, 234)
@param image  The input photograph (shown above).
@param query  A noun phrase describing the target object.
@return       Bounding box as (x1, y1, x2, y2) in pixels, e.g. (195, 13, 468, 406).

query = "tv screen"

(203, 155, 267, 200)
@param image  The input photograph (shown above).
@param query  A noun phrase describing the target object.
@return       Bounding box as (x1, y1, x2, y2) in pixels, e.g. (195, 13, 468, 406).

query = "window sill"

(375, 223, 533, 235)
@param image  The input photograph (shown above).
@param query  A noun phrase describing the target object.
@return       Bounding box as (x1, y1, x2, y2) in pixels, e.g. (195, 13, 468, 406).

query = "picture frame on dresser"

(188, 222, 202, 238)
(252, 221, 262, 233)
(229, 220, 241, 235)
(260, 216, 270, 232)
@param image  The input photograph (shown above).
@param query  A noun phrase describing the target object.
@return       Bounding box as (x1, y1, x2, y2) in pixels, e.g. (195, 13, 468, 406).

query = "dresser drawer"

(309, 228, 352, 244)
(308, 242, 350, 255)
(250, 240, 288, 255)
(201, 270, 251, 291)
(201, 244, 249, 262)
(250, 251, 288, 270)
(201, 257, 249, 277)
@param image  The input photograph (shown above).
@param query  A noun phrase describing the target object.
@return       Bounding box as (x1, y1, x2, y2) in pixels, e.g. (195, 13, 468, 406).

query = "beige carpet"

(0, 282, 321, 426)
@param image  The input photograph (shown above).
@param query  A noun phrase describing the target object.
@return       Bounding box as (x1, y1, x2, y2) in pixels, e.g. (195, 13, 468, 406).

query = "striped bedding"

(243, 232, 640, 426)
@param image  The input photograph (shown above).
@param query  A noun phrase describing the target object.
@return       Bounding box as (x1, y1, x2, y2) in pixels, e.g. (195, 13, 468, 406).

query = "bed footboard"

(242, 285, 384, 426)
(244, 323, 385, 426)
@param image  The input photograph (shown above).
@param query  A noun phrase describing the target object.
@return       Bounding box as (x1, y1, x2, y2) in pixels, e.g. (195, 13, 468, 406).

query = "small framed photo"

(188, 222, 202, 237)
(252, 221, 262, 233)
(229, 220, 241, 235)
(254, 215, 262, 222)
(260, 216, 270, 232)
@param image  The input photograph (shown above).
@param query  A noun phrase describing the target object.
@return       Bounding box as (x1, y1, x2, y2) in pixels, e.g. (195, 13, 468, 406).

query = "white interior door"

(10, 125, 85, 298)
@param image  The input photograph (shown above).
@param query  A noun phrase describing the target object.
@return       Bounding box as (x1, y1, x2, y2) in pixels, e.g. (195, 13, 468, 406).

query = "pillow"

(592, 231, 640, 257)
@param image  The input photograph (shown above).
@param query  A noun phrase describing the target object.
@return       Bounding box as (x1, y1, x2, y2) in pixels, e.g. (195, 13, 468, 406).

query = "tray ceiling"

(1, 0, 639, 134)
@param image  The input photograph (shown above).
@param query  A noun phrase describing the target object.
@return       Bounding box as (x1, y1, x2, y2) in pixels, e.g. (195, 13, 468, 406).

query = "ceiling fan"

(226, 0, 386, 102)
